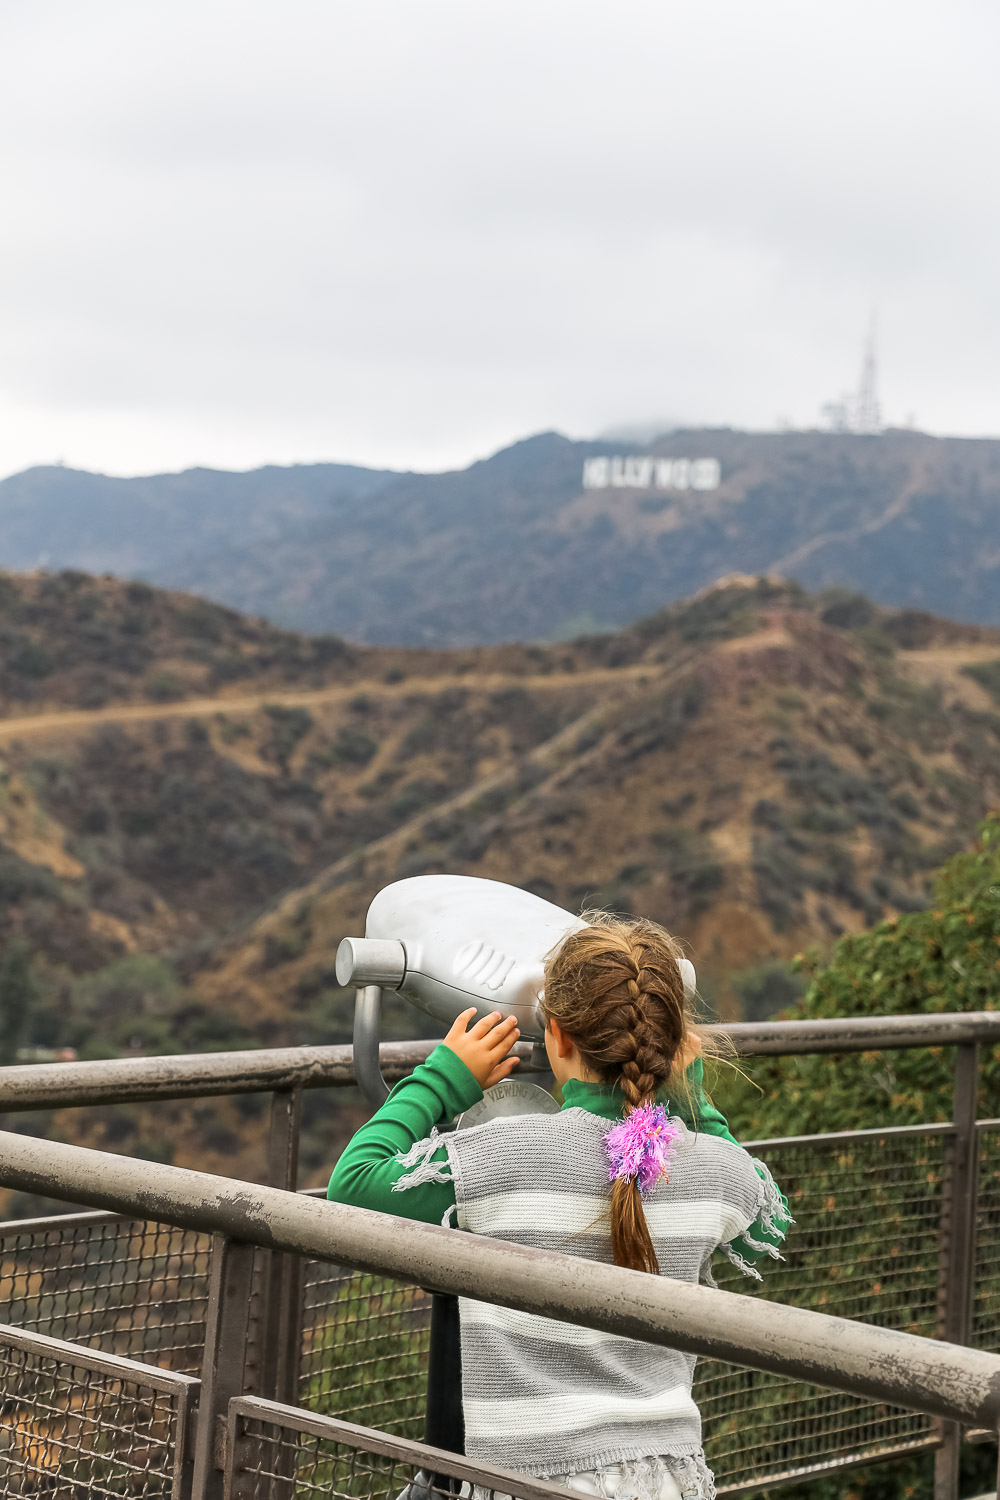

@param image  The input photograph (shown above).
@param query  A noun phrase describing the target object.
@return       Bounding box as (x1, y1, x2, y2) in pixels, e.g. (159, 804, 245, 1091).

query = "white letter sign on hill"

(582, 456, 721, 492)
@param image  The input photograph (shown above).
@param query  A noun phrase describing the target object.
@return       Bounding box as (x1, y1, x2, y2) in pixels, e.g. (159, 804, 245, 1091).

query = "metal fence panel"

(0, 1210, 212, 1374)
(0, 1113, 988, 1494)
(299, 1264, 433, 1438)
(973, 1122, 1000, 1355)
(0, 1321, 197, 1499)
(226, 1398, 584, 1500)
(695, 1127, 950, 1491)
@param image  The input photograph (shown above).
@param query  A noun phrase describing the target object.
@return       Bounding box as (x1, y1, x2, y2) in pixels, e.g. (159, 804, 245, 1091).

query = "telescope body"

(338, 874, 585, 1041)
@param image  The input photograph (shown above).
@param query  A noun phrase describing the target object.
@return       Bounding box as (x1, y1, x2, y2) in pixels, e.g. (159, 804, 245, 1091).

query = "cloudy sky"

(2, 0, 998, 479)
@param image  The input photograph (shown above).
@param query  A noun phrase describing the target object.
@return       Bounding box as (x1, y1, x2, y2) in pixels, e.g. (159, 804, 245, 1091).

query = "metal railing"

(0, 1014, 999, 1499)
(0, 1127, 998, 1499)
(1, 1014, 996, 1113)
(226, 1401, 586, 1500)
(0, 1320, 198, 1497)
(0, 1210, 213, 1372)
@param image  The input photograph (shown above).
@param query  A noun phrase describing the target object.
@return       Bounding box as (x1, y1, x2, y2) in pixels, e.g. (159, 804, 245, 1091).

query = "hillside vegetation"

(4, 428, 1000, 643)
(1, 569, 999, 1200)
(727, 810, 1000, 1139)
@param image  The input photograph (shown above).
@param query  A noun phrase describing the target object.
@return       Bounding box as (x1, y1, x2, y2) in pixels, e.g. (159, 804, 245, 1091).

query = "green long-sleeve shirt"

(328, 1046, 789, 1264)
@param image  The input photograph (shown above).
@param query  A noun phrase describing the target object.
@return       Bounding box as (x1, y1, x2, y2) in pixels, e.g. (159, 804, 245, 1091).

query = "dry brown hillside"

(2, 569, 1000, 1203)
(193, 578, 1000, 1034)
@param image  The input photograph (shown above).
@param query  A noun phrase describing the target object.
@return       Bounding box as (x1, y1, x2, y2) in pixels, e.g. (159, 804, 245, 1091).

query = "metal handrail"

(718, 1012, 1000, 1054)
(0, 1039, 438, 1110)
(0, 1320, 201, 1394)
(0, 1128, 997, 1433)
(0, 1012, 997, 1111)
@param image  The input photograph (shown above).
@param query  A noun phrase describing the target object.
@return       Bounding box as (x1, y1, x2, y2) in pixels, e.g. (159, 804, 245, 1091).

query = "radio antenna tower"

(854, 314, 882, 434)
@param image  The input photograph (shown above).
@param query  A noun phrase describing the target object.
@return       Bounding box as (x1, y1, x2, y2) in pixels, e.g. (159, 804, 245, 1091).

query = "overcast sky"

(2, 0, 998, 480)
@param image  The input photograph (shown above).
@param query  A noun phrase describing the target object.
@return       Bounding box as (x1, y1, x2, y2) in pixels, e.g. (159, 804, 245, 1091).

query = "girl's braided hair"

(541, 912, 709, 1275)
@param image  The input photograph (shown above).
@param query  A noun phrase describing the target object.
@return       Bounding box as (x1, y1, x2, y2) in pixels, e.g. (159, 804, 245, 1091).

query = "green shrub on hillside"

(68, 955, 255, 1058)
(672, 583, 765, 642)
(325, 726, 378, 767)
(262, 704, 315, 769)
(178, 599, 228, 642)
(0, 939, 38, 1066)
(730, 959, 806, 1024)
(650, 827, 725, 916)
(723, 812, 1000, 1140)
(0, 854, 64, 904)
(818, 590, 875, 629)
(145, 671, 185, 702)
(963, 658, 1000, 704)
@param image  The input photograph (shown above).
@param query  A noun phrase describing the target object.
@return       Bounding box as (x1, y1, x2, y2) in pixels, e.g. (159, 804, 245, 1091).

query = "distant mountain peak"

(2, 428, 1000, 643)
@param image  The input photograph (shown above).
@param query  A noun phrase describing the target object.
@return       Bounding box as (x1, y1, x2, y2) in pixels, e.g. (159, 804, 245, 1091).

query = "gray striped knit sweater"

(399, 1108, 782, 1494)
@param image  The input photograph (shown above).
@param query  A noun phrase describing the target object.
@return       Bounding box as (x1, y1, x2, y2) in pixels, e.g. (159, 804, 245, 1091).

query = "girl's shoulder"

(670, 1128, 770, 1216)
(677, 1121, 756, 1166)
(448, 1104, 605, 1159)
(447, 1107, 762, 1210)
(445, 1105, 608, 1196)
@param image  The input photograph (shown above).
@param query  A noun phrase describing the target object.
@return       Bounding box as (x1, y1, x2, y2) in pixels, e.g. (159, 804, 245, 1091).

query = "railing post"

(192, 1235, 256, 1500)
(934, 1041, 980, 1500)
(262, 1088, 305, 1406)
(425, 1292, 464, 1452)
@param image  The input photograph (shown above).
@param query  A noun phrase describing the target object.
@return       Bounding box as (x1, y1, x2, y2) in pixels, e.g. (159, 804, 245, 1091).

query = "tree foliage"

(0, 940, 38, 1067)
(723, 811, 1000, 1140)
(719, 814, 1000, 1500)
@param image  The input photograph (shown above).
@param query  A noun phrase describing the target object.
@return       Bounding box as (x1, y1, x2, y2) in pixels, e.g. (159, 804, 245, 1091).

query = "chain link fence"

(300, 1265, 433, 1439)
(0, 1209, 212, 1375)
(226, 1398, 580, 1500)
(0, 1055, 998, 1495)
(696, 1125, 950, 1489)
(0, 1322, 196, 1498)
(973, 1121, 1000, 1354)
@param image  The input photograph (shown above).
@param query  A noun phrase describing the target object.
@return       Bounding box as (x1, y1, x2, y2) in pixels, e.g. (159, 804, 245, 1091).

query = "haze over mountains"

(3, 427, 1000, 644)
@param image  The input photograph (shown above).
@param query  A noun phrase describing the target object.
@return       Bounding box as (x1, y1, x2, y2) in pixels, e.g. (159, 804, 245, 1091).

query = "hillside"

(1, 570, 999, 1200)
(4, 428, 1000, 643)
(193, 580, 1000, 1034)
(0, 460, 393, 581)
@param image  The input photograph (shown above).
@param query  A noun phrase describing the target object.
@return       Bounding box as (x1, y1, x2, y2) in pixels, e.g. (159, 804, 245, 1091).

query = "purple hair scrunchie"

(603, 1104, 683, 1195)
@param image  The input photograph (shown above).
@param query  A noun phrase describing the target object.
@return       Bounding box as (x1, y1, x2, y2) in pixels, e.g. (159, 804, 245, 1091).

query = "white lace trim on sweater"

(473, 1453, 715, 1500)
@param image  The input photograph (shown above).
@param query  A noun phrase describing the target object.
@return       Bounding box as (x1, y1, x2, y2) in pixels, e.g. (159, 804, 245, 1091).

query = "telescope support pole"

(354, 985, 391, 1111)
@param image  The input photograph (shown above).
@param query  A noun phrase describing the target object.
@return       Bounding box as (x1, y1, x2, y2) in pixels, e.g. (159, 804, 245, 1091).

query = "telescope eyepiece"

(335, 937, 407, 989)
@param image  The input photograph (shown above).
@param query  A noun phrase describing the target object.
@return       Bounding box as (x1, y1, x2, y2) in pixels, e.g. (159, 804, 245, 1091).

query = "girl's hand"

(443, 1008, 521, 1090)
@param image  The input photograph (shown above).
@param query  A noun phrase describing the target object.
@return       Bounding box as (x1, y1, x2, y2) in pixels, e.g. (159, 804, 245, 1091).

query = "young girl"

(329, 915, 789, 1500)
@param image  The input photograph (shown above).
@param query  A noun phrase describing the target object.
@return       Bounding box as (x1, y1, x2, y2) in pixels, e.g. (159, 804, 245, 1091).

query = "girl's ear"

(547, 1017, 576, 1060)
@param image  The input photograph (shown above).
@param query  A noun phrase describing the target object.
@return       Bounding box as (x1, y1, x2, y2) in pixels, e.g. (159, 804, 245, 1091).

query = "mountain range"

(3, 427, 999, 644)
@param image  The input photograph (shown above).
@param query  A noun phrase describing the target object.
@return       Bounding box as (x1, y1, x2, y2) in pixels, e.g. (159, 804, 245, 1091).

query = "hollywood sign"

(582, 455, 721, 492)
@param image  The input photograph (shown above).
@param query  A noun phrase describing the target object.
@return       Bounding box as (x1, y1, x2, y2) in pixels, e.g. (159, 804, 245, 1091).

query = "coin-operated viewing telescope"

(336, 873, 696, 1120)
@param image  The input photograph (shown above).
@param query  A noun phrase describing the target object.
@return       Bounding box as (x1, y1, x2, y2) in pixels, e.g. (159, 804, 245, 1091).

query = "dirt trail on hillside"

(244, 667, 662, 927)
(895, 642, 1000, 708)
(200, 645, 717, 991)
(767, 450, 937, 576)
(0, 664, 652, 745)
